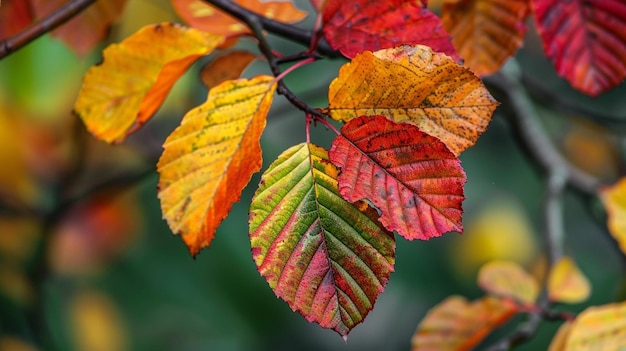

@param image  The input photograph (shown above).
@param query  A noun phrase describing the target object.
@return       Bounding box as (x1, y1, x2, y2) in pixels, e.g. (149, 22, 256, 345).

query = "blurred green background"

(1, 0, 625, 350)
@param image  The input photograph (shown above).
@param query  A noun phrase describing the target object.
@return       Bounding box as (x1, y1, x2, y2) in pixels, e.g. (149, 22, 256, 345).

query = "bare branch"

(0, 0, 96, 60)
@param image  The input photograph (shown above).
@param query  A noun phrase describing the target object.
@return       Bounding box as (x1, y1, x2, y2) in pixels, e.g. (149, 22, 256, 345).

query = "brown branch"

(0, 0, 96, 60)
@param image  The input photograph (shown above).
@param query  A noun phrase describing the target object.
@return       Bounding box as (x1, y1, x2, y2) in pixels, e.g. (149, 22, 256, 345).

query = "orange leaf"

(74, 23, 224, 143)
(548, 257, 591, 304)
(411, 295, 518, 351)
(477, 260, 539, 305)
(600, 177, 626, 256)
(200, 50, 257, 89)
(172, 0, 307, 37)
(557, 301, 626, 350)
(31, 0, 127, 56)
(442, 0, 529, 76)
(327, 45, 498, 155)
(158, 76, 276, 256)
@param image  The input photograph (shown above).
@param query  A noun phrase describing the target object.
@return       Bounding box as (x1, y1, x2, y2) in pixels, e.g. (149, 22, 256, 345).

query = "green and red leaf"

(321, 0, 458, 59)
(329, 115, 466, 241)
(531, 0, 626, 96)
(249, 142, 395, 337)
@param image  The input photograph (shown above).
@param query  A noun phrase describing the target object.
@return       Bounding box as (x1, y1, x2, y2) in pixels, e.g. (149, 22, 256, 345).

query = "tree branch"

(483, 64, 603, 196)
(0, 0, 97, 60)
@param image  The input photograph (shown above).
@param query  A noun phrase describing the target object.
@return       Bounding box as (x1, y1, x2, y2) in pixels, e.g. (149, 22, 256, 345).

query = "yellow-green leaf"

(548, 257, 591, 304)
(600, 177, 626, 256)
(327, 45, 498, 155)
(556, 302, 626, 350)
(74, 23, 224, 143)
(477, 260, 539, 305)
(158, 76, 276, 256)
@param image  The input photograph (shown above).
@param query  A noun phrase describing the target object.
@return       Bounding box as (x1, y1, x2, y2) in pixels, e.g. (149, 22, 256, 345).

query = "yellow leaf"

(74, 23, 224, 143)
(412, 295, 518, 351)
(158, 76, 276, 256)
(548, 257, 591, 304)
(477, 260, 539, 305)
(549, 321, 573, 351)
(70, 290, 127, 351)
(327, 45, 498, 155)
(560, 302, 626, 350)
(600, 177, 626, 256)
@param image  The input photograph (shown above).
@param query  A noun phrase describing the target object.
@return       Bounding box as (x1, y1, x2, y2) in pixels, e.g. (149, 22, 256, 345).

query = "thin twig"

(201, 0, 341, 58)
(0, 0, 97, 59)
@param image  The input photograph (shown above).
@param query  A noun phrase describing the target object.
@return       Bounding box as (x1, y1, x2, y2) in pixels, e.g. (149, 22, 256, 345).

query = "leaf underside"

(158, 76, 276, 256)
(442, 0, 529, 76)
(327, 45, 498, 156)
(329, 115, 466, 241)
(532, 0, 626, 96)
(249, 143, 395, 337)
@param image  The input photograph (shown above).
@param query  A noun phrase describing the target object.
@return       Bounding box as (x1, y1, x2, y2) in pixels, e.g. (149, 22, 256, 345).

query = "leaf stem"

(0, 0, 97, 59)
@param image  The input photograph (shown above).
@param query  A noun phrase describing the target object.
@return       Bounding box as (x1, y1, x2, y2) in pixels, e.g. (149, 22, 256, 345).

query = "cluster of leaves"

(3, 0, 626, 349)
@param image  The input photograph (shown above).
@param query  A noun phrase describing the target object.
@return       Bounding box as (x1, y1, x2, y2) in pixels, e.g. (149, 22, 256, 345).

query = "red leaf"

(322, 0, 458, 59)
(0, 0, 33, 39)
(532, 0, 626, 96)
(329, 115, 466, 240)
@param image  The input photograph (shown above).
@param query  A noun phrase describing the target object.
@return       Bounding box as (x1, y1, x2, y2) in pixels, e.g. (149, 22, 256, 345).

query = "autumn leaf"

(200, 50, 257, 89)
(477, 260, 539, 305)
(548, 257, 591, 304)
(30, 0, 127, 56)
(531, 0, 626, 96)
(250, 142, 395, 337)
(322, 0, 458, 59)
(411, 295, 518, 351)
(74, 23, 224, 143)
(600, 177, 626, 256)
(327, 45, 498, 155)
(158, 76, 276, 256)
(549, 321, 573, 351)
(553, 301, 626, 350)
(70, 290, 128, 351)
(172, 0, 307, 37)
(329, 115, 465, 241)
(442, 0, 529, 76)
(0, 0, 33, 39)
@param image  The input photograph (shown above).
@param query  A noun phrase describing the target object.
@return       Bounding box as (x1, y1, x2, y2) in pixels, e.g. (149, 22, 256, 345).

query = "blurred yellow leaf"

(172, 0, 307, 37)
(0, 216, 41, 264)
(441, 0, 529, 76)
(557, 301, 626, 350)
(0, 337, 38, 351)
(548, 257, 591, 304)
(327, 45, 498, 155)
(449, 197, 538, 279)
(600, 177, 626, 256)
(31, 0, 127, 56)
(200, 50, 257, 89)
(70, 290, 127, 351)
(562, 118, 619, 181)
(412, 295, 518, 351)
(549, 321, 573, 351)
(158, 76, 276, 256)
(74, 23, 224, 143)
(0, 264, 34, 306)
(478, 260, 539, 305)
